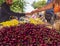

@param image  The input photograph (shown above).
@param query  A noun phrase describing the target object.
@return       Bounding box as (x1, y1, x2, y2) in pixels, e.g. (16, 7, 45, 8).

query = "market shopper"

(31, 0, 60, 20)
(0, 0, 32, 22)
(45, 0, 55, 24)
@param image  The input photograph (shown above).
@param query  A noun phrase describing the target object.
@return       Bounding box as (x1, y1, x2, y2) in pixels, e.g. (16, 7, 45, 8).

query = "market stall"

(0, 0, 60, 46)
(0, 16, 60, 46)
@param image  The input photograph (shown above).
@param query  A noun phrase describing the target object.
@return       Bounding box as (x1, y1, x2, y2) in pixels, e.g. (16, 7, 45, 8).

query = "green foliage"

(0, 0, 27, 12)
(0, 0, 5, 6)
(10, 0, 27, 13)
(32, 0, 46, 9)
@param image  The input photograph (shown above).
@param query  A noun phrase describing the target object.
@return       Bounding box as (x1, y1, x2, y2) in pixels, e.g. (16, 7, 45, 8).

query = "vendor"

(0, 0, 32, 22)
(31, 0, 60, 20)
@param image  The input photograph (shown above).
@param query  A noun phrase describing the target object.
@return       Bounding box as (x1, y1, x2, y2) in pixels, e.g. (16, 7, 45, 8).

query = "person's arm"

(8, 10, 31, 17)
(7, 9, 33, 17)
(31, 1, 54, 14)
(2, 6, 32, 17)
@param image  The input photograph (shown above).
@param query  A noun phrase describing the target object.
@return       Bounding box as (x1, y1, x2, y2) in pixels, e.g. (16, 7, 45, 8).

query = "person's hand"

(31, 9, 39, 14)
(25, 12, 33, 15)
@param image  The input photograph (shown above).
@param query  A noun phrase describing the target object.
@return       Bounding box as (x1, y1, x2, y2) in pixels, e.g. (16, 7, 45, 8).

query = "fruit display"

(29, 18, 44, 25)
(0, 23, 60, 46)
(0, 17, 45, 27)
(0, 19, 19, 27)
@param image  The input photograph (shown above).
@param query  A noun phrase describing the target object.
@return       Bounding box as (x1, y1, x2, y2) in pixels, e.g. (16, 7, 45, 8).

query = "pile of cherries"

(0, 23, 60, 46)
